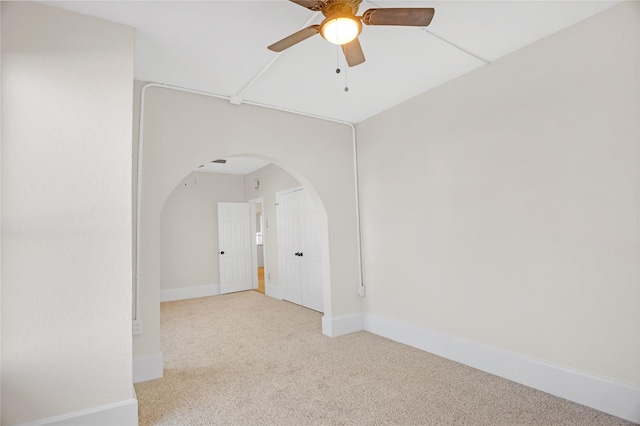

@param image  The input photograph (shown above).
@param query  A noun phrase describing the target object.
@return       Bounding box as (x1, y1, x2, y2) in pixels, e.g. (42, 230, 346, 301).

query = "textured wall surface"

(1, 2, 135, 423)
(357, 2, 639, 385)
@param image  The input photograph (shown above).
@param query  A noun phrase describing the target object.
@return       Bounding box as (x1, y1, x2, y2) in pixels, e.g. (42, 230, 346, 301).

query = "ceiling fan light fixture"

(320, 15, 361, 45)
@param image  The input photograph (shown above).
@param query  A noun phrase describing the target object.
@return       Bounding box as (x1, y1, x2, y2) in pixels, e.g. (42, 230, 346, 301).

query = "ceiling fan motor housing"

(321, 0, 362, 17)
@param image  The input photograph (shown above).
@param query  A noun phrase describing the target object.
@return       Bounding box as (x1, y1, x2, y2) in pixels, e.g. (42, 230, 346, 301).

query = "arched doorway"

(133, 84, 363, 383)
(158, 156, 330, 314)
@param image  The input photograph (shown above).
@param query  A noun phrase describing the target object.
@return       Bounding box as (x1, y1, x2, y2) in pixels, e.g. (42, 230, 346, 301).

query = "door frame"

(248, 197, 265, 292)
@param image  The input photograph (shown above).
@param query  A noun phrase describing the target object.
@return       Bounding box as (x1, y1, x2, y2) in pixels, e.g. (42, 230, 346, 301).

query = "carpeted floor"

(135, 291, 632, 425)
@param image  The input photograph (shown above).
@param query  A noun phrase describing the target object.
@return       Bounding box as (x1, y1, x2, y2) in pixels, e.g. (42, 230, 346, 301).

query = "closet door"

(276, 188, 323, 312)
(277, 190, 303, 305)
(298, 191, 323, 312)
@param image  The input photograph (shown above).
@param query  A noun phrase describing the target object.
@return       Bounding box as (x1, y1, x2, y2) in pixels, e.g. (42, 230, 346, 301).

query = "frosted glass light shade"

(320, 17, 361, 45)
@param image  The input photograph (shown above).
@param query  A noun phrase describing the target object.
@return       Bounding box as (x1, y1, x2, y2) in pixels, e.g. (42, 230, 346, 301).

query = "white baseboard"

(18, 397, 138, 426)
(160, 283, 220, 302)
(133, 352, 163, 383)
(265, 282, 281, 299)
(322, 313, 363, 337)
(364, 313, 640, 423)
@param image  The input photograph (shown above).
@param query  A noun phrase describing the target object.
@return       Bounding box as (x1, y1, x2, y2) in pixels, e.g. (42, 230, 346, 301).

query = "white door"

(298, 192, 323, 312)
(218, 202, 253, 294)
(277, 191, 303, 305)
(276, 188, 323, 312)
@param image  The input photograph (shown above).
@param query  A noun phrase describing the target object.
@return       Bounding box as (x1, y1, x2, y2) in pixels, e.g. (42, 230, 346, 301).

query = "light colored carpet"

(135, 291, 632, 425)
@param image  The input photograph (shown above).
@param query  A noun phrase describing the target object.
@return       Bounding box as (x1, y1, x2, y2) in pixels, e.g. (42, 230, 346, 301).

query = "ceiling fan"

(268, 0, 435, 67)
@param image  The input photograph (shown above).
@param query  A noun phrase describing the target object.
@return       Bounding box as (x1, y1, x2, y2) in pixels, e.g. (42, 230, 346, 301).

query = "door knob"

(220, 251, 225, 255)
(299, 252, 303, 257)
(294, 252, 300, 256)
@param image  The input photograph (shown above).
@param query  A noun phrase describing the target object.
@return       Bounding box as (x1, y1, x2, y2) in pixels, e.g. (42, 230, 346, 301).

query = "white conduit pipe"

(234, 13, 320, 102)
(134, 83, 364, 320)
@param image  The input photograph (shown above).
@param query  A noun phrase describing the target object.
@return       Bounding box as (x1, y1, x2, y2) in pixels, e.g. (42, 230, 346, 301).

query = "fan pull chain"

(334, 44, 348, 92)
(344, 63, 349, 92)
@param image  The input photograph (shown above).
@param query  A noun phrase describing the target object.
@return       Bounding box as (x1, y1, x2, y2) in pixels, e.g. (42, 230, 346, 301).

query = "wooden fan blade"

(289, 0, 323, 11)
(362, 8, 435, 26)
(268, 25, 320, 52)
(341, 38, 365, 67)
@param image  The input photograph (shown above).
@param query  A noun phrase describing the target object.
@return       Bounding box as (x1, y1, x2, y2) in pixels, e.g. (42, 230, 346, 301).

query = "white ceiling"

(45, 0, 619, 124)
(197, 157, 270, 175)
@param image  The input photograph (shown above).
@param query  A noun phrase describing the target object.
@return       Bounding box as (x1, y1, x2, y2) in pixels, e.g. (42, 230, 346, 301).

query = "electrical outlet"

(132, 319, 143, 335)
(358, 285, 366, 297)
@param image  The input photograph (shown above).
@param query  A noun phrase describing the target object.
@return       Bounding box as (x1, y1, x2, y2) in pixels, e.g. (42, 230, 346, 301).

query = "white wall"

(358, 0, 638, 389)
(132, 81, 144, 319)
(134, 85, 362, 364)
(0, 2, 3, 420)
(1, 2, 136, 424)
(245, 164, 303, 296)
(161, 171, 245, 290)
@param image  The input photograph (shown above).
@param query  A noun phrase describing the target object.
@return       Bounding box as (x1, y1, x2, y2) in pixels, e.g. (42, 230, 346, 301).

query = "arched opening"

(133, 84, 363, 384)
(158, 155, 331, 315)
